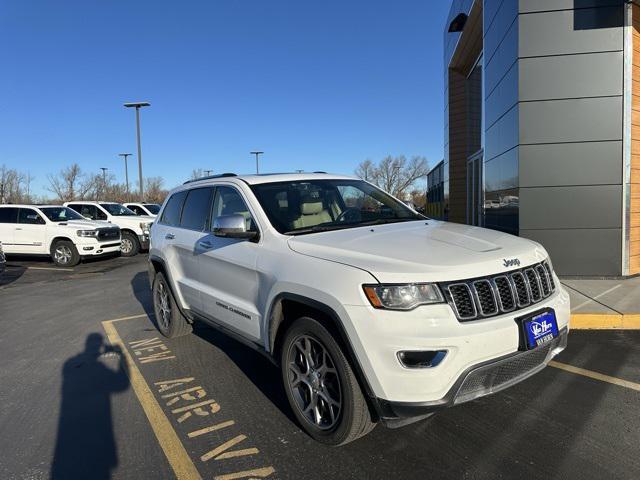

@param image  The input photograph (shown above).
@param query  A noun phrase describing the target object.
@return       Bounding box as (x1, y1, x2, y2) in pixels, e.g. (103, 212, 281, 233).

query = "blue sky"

(0, 0, 451, 197)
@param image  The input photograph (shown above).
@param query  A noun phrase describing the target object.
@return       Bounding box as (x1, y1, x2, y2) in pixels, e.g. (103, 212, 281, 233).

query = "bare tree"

(46, 164, 96, 202)
(0, 164, 28, 204)
(144, 177, 168, 204)
(190, 169, 204, 181)
(354, 155, 429, 199)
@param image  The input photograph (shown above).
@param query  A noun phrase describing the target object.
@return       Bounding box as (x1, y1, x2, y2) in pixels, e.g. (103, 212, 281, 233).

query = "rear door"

(0, 207, 18, 252)
(15, 208, 47, 254)
(153, 189, 202, 310)
(198, 185, 262, 340)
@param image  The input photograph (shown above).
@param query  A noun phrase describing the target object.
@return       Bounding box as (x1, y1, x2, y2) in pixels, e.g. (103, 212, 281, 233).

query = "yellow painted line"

(102, 318, 202, 480)
(188, 420, 236, 438)
(103, 313, 149, 323)
(549, 360, 640, 392)
(570, 313, 640, 330)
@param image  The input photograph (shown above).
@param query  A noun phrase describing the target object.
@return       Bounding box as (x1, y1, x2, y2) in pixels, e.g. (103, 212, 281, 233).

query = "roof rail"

(183, 173, 237, 184)
(313, 171, 327, 174)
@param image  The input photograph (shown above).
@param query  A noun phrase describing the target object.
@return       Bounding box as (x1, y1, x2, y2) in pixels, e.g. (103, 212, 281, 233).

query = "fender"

(147, 254, 195, 323)
(266, 292, 381, 414)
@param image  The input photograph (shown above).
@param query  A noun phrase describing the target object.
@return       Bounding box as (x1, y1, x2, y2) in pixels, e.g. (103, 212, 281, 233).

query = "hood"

(58, 219, 111, 229)
(287, 221, 548, 283)
(110, 215, 154, 226)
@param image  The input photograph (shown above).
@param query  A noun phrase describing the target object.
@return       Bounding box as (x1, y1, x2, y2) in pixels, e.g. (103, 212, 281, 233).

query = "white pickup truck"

(64, 201, 153, 257)
(0, 205, 121, 267)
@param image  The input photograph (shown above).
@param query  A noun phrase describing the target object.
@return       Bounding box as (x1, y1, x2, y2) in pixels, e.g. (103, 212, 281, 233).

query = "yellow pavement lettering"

(214, 466, 276, 480)
(162, 386, 207, 399)
(188, 420, 236, 438)
(102, 319, 202, 480)
(549, 360, 640, 392)
(155, 377, 196, 392)
(201, 434, 259, 462)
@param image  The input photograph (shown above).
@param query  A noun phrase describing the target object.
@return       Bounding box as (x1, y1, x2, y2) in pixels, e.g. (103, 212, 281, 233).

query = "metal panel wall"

(517, 0, 626, 276)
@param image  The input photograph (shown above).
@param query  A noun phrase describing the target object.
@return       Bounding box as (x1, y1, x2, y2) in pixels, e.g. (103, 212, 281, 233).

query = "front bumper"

(343, 285, 570, 405)
(375, 328, 567, 424)
(79, 242, 121, 257)
(138, 234, 150, 250)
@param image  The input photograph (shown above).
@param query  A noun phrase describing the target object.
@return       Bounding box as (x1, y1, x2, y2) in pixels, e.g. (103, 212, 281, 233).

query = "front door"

(198, 185, 262, 341)
(15, 208, 47, 254)
(466, 150, 483, 227)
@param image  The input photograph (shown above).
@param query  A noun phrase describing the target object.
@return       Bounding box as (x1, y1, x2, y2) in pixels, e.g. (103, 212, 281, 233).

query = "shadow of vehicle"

(130, 271, 295, 423)
(0, 263, 27, 287)
(50, 333, 129, 480)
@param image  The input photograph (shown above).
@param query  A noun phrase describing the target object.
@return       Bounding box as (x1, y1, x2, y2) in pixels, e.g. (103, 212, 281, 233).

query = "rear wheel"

(281, 316, 375, 445)
(120, 231, 140, 257)
(51, 240, 80, 267)
(152, 272, 192, 338)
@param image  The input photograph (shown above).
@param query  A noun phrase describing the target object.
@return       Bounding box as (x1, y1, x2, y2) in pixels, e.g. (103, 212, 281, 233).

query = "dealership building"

(431, 0, 640, 276)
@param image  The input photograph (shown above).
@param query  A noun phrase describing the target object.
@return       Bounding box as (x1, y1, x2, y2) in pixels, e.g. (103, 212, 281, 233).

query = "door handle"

(15, 227, 22, 231)
(165, 233, 175, 240)
(199, 240, 213, 249)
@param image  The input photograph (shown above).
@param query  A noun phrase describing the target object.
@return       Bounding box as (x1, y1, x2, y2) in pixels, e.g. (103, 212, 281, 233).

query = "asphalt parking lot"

(1, 255, 639, 480)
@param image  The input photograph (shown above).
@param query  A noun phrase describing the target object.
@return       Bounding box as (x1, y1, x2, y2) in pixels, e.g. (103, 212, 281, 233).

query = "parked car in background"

(0, 241, 6, 275)
(124, 202, 160, 218)
(0, 205, 121, 267)
(147, 173, 569, 445)
(64, 201, 153, 257)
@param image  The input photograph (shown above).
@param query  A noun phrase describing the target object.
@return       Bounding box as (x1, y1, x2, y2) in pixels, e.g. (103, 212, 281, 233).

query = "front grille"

(441, 261, 557, 322)
(98, 227, 121, 242)
(448, 284, 476, 319)
(454, 331, 566, 404)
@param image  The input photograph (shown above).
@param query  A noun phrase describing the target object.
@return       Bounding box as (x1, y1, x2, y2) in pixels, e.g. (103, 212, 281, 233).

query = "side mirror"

(212, 214, 257, 239)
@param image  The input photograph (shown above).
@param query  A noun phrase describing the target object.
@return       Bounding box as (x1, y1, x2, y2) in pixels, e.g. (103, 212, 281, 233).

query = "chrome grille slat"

(441, 261, 557, 322)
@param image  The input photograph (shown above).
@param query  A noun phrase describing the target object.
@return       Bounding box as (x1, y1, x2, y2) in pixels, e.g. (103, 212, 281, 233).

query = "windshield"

(40, 206, 85, 222)
(99, 203, 137, 216)
(143, 204, 161, 215)
(250, 179, 425, 235)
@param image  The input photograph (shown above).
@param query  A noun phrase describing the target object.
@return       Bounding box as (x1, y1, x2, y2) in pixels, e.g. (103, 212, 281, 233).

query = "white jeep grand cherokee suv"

(148, 173, 570, 445)
(0, 205, 121, 267)
(64, 201, 153, 257)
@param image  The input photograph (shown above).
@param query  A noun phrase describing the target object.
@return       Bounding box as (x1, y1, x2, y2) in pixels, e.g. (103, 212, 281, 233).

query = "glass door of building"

(466, 150, 483, 226)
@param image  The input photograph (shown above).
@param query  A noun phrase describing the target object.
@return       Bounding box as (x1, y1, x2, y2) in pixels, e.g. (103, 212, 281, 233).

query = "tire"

(51, 240, 80, 267)
(152, 272, 192, 338)
(280, 316, 376, 445)
(120, 231, 140, 257)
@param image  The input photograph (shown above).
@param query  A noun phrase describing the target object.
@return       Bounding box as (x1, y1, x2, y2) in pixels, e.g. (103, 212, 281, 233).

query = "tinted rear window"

(180, 188, 214, 231)
(0, 207, 18, 223)
(160, 191, 188, 226)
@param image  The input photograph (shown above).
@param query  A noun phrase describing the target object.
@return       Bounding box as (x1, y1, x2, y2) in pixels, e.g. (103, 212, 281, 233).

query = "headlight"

(363, 283, 444, 310)
(77, 230, 98, 238)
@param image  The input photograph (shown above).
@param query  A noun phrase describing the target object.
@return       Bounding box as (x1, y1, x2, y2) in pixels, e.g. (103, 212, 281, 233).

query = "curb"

(570, 313, 640, 330)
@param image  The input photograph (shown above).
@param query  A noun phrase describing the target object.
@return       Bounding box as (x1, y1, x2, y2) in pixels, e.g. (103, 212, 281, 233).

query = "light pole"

(119, 153, 132, 199)
(204, 169, 213, 176)
(250, 151, 263, 174)
(124, 101, 151, 199)
(100, 167, 108, 199)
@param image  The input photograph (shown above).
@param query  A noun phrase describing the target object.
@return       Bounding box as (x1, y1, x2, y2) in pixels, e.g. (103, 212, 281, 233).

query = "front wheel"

(51, 240, 80, 267)
(120, 231, 140, 257)
(281, 317, 375, 445)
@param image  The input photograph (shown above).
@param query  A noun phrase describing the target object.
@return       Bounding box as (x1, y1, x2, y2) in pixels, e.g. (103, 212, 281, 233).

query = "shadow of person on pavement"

(50, 333, 129, 480)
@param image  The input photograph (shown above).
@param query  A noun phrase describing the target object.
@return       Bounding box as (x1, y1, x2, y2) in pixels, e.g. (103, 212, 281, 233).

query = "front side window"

(99, 203, 136, 216)
(18, 208, 45, 225)
(211, 186, 257, 232)
(160, 191, 188, 226)
(250, 179, 423, 235)
(143, 204, 161, 215)
(0, 207, 19, 224)
(180, 188, 214, 231)
(40, 207, 85, 222)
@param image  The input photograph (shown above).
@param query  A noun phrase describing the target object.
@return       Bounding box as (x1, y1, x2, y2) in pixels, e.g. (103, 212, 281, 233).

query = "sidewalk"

(561, 276, 640, 329)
